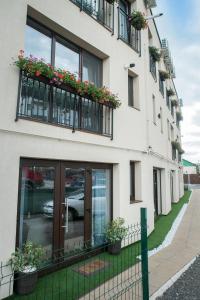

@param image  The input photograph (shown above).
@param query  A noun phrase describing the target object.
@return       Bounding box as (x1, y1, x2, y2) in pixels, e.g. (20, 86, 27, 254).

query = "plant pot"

(14, 271, 38, 295)
(105, 0, 115, 4)
(108, 240, 121, 255)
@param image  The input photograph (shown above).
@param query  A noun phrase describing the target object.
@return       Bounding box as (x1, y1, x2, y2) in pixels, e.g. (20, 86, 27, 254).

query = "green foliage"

(159, 70, 170, 81)
(149, 46, 161, 62)
(167, 88, 175, 97)
(14, 51, 121, 109)
(9, 241, 44, 272)
(171, 99, 178, 107)
(148, 191, 191, 250)
(105, 217, 128, 243)
(129, 11, 147, 30)
(171, 141, 184, 154)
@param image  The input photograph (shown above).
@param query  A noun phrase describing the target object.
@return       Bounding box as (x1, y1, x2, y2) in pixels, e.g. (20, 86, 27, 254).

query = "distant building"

(182, 159, 197, 175)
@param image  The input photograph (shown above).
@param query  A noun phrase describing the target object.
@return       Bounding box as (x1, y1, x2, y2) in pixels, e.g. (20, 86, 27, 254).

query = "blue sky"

(153, 0, 200, 163)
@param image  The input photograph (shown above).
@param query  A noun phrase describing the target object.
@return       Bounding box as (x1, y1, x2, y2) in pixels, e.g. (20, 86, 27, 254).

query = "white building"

(182, 159, 197, 175)
(0, 0, 184, 283)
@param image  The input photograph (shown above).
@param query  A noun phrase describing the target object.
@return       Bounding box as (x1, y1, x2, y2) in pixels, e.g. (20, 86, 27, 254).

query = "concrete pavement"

(149, 190, 200, 298)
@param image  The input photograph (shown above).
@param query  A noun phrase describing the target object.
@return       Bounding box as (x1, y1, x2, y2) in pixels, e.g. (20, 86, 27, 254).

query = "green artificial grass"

(9, 191, 191, 299)
(148, 190, 191, 250)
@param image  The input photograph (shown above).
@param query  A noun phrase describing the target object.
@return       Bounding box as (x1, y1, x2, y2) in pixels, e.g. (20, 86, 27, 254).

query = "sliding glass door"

(18, 159, 112, 259)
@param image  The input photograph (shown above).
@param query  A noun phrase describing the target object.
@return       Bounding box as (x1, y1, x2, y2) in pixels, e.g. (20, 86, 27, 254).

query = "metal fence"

(16, 72, 113, 139)
(0, 209, 149, 300)
(70, 0, 114, 33)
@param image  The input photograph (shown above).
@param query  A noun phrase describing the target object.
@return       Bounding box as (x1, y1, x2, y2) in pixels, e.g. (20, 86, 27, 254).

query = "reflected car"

(43, 186, 106, 221)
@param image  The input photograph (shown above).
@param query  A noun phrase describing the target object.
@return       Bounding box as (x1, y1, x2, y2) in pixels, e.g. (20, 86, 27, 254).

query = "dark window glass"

(130, 162, 135, 202)
(159, 74, 164, 96)
(82, 51, 102, 87)
(128, 75, 134, 107)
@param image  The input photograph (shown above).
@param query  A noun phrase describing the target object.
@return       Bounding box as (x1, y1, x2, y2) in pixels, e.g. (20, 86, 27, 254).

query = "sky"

(153, 0, 200, 163)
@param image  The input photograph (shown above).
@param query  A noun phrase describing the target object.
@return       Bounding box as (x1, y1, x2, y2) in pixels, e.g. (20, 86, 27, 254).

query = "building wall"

(0, 0, 184, 272)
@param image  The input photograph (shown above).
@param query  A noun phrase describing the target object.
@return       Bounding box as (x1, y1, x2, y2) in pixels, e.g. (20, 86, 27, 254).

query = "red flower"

(35, 70, 41, 77)
(57, 73, 64, 79)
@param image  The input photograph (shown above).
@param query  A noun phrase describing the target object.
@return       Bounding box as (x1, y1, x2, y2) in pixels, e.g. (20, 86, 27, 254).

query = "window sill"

(130, 199, 143, 204)
(128, 105, 140, 111)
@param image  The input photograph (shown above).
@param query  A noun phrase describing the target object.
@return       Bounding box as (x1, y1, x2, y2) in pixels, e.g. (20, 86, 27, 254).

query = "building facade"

(0, 0, 184, 286)
(182, 159, 197, 175)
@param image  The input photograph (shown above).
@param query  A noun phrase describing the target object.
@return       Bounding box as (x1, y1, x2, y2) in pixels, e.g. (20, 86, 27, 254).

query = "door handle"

(86, 208, 91, 213)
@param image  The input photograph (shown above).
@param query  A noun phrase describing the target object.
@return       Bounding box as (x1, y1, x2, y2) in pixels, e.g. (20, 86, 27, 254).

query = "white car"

(43, 186, 107, 221)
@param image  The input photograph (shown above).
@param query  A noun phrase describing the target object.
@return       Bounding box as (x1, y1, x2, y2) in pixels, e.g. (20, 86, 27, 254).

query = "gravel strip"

(157, 256, 200, 300)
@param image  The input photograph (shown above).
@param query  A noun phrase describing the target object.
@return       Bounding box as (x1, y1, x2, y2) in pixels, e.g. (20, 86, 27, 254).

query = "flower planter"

(108, 240, 122, 255)
(129, 11, 147, 31)
(14, 271, 38, 295)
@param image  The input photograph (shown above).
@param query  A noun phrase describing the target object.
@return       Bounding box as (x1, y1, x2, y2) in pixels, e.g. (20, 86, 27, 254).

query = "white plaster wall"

(0, 0, 184, 274)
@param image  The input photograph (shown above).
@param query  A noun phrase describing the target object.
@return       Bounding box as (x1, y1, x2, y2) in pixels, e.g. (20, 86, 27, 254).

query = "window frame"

(128, 75, 134, 107)
(130, 161, 135, 203)
(26, 17, 102, 86)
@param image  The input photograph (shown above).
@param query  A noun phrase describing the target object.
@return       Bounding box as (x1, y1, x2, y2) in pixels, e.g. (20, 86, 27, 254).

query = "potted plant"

(105, 0, 115, 4)
(149, 46, 161, 62)
(171, 99, 178, 107)
(9, 241, 44, 295)
(105, 218, 128, 255)
(159, 70, 170, 81)
(167, 88, 175, 97)
(129, 11, 147, 30)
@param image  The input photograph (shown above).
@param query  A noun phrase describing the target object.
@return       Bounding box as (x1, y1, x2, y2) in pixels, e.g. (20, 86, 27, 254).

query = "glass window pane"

(25, 25, 51, 63)
(18, 165, 55, 258)
(55, 41, 79, 77)
(82, 51, 102, 87)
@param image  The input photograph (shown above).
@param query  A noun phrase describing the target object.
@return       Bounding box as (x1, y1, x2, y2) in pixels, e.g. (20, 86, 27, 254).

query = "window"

(160, 107, 163, 133)
(167, 119, 170, 140)
(149, 54, 157, 80)
(130, 161, 142, 203)
(26, 18, 102, 86)
(159, 73, 164, 96)
(82, 51, 102, 87)
(128, 75, 134, 107)
(118, 0, 140, 52)
(130, 162, 135, 202)
(152, 95, 156, 124)
(166, 88, 170, 109)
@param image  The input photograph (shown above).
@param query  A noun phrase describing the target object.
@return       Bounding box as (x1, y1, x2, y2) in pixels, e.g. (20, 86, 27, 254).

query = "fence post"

(141, 207, 149, 300)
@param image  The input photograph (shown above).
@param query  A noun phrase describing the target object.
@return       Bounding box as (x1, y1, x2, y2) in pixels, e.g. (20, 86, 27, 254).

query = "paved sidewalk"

(149, 190, 200, 297)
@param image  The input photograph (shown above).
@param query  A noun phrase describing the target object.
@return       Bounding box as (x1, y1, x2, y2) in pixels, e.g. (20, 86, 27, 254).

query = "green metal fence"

(0, 208, 149, 300)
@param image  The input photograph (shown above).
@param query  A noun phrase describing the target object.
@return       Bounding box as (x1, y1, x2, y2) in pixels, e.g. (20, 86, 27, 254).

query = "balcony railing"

(70, 0, 114, 33)
(149, 54, 157, 80)
(16, 72, 113, 139)
(118, 8, 141, 54)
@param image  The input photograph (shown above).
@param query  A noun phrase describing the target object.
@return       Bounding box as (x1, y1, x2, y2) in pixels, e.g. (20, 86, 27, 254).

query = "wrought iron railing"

(0, 219, 149, 300)
(16, 72, 113, 139)
(149, 54, 157, 80)
(70, 0, 114, 33)
(118, 7, 141, 54)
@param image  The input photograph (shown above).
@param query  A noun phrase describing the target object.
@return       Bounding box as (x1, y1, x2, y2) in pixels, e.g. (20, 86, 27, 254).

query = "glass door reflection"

(92, 169, 111, 246)
(19, 165, 55, 257)
(63, 168, 85, 252)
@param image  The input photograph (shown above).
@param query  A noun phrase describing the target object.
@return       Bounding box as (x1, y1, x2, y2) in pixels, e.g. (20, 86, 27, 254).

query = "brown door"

(18, 159, 112, 258)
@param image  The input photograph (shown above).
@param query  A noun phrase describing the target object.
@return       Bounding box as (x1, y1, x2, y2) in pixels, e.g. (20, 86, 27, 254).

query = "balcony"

(149, 54, 157, 80)
(16, 72, 113, 139)
(118, 7, 141, 54)
(70, 0, 114, 33)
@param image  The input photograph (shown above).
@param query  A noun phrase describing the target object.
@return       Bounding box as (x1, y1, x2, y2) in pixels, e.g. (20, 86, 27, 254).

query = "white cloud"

(153, 0, 200, 163)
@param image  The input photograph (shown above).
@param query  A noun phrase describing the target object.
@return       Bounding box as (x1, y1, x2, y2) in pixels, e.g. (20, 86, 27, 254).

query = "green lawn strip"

(10, 191, 191, 299)
(148, 190, 191, 250)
